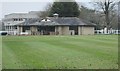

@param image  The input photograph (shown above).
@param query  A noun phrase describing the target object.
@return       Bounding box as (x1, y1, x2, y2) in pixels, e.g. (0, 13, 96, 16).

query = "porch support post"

(62, 26, 69, 35)
(30, 26, 37, 35)
(19, 26, 23, 35)
(78, 26, 81, 35)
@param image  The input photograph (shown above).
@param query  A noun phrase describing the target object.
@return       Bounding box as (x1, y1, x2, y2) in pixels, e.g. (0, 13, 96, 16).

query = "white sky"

(0, 0, 93, 2)
(2, 0, 118, 20)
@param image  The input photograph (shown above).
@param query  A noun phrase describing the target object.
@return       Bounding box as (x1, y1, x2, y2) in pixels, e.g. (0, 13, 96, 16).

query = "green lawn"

(0, 36, 2, 70)
(2, 35, 118, 69)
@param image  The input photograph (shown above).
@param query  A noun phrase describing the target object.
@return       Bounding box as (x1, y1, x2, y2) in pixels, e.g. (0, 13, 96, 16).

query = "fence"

(95, 30, 120, 34)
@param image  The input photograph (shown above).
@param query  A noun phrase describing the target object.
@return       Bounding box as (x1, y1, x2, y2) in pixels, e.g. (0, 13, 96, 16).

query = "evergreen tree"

(49, 0, 80, 17)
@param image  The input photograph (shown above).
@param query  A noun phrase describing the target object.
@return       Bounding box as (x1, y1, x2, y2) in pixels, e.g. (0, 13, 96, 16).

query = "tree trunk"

(105, 12, 110, 32)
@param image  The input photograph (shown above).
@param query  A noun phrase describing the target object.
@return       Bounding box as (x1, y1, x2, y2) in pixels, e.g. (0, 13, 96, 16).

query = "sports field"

(2, 35, 118, 69)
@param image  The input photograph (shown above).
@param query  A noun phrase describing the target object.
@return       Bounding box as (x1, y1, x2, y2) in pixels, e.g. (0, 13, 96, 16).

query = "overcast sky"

(0, 0, 97, 20)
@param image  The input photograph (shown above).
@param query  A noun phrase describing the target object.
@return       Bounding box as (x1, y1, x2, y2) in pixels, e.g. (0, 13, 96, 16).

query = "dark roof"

(50, 17, 96, 26)
(17, 17, 96, 26)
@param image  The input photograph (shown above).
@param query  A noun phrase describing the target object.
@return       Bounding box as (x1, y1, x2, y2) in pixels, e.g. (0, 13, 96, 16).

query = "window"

(14, 19, 16, 21)
(13, 18, 18, 21)
(5, 26, 8, 29)
(21, 18, 23, 21)
(14, 26, 17, 29)
(19, 18, 23, 21)
(9, 26, 11, 29)
(16, 19, 18, 21)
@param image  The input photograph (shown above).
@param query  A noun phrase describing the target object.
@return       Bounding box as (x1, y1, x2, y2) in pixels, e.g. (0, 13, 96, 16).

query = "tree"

(49, 0, 80, 17)
(79, 6, 103, 30)
(0, 21, 4, 31)
(37, 3, 52, 18)
(0, 21, 2, 31)
(79, 6, 96, 22)
(118, 1, 120, 30)
(95, 0, 117, 30)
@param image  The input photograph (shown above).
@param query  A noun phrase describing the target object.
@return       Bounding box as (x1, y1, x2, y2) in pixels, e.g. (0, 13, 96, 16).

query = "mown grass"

(0, 36, 2, 70)
(2, 35, 118, 69)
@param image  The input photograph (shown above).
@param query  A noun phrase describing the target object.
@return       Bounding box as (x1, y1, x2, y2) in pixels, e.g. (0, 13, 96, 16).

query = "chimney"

(53, 13, 59, 18)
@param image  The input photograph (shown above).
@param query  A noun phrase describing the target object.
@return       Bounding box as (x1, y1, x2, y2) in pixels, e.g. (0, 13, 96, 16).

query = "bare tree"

(37, 3, 52, 18)
(118, 1, 120, 30)
(95, 0, 117, 30)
